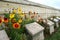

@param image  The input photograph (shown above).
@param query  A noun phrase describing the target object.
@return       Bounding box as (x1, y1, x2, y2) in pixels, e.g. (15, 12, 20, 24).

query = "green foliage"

(4, 13, 35, 40)
(14, 14, 20, 22)
(6, 26, 27, 40)
(5, 18, 35, 40)
(4, 13, 10, 18)
(21, 19, 35, 26)
(14, 33, 27, 40)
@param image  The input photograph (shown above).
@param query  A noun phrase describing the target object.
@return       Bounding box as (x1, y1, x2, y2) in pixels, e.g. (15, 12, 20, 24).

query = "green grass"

(45, 28, 60, 40)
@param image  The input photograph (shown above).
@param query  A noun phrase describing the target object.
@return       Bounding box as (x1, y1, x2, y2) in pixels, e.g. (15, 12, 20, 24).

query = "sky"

(28, 0, 60, 9)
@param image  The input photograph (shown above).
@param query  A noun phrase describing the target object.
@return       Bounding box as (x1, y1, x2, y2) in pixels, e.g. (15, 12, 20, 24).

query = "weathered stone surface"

(25, 22, 44, 40)
(47, 20, 54, 26)
(56, 17, 60, 20)
(25, 22, 44, 36)
(47, 20, 54, 34)
(49, 25, 54, 34)
(53, 19, 59, 27)
(0, 30, 9, 40)
(54, 19, 59, 22)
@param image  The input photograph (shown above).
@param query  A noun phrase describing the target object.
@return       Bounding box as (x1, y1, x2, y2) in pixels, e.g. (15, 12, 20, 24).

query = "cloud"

(28, 0, 60, 9)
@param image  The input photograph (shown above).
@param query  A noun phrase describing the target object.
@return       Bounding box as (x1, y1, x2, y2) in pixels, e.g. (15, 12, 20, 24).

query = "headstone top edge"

(47, 20, 54, 25)
(54, 18, 59, 22)
(25, 22, 44, 36)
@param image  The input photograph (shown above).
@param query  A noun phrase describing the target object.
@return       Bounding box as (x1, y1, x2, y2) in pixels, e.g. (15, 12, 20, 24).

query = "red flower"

(4, 18, 9, 23)
(13, 23, 20, 29)
(0, 19, 2, 24)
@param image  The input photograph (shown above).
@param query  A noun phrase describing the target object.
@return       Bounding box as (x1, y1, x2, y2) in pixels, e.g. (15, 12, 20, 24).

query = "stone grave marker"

(56, 17, 60, 26)
(25, 22, 44, 40)
(47, 20, 54, 34)
(0, 30, 9, 40)
(53, 19, 59, 28)
(56, 17, 60, 20)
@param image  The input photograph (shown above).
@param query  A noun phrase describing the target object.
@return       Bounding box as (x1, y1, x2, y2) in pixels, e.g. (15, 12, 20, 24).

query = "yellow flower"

(20, 13, 25, 17)
(18, 11, 22, 14)
(13, 9, 16, 13)
(17, 7, 22, 14)
(18, 19, 22, 23)
(10, 13, 15, 19)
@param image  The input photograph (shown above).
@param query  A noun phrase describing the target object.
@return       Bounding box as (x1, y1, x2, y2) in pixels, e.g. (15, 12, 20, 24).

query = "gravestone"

(53, 19, 59, 28)
(0, 30, 9, 40)
(56, 17, 60, 26)
(25, 22, 44, 40)
(47, 20, 54, 34)
(56, 17, 60, 20)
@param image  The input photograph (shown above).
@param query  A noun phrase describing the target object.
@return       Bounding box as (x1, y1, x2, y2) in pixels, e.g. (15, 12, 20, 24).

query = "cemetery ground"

(45, 27, 60, 40)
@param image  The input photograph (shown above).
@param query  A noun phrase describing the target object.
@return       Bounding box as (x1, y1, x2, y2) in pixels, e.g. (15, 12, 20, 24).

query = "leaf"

(4, 13, 10, 18)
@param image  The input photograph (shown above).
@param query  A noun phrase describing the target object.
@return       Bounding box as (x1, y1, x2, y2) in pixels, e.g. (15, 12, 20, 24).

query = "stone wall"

(0, 1, 60, 18)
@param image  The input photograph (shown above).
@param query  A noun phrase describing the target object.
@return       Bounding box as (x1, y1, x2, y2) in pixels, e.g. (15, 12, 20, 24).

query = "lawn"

(45, 28, 60, 40)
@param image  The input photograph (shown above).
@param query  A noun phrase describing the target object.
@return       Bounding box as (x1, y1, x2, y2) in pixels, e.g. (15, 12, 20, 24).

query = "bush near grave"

(0, 7, 35, 40)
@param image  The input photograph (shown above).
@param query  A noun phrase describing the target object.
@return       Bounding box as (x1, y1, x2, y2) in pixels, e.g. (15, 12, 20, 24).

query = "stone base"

(0, 30, 9, 40)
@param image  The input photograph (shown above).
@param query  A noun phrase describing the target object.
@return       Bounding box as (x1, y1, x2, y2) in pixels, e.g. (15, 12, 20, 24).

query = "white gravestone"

(0, 30, 9, 40)
(56, 17, 60, 26)
(47, 20, 54, 34)
(25, 22, 44, 40)
(53, 19, 59, 28)
(56, 17, 60, 20)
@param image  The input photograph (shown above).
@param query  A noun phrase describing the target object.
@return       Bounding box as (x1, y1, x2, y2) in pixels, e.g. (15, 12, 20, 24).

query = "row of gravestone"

(0, 16, 60, 40)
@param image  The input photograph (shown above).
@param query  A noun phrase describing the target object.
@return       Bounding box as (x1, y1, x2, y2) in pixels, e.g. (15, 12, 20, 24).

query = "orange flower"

(13, 23, 20, 29)
(0, 16, 4, 25)
(4, 18, 9, 23)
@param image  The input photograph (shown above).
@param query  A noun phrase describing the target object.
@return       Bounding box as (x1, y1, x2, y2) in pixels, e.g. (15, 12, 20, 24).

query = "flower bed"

(0, 7, 35, 40)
